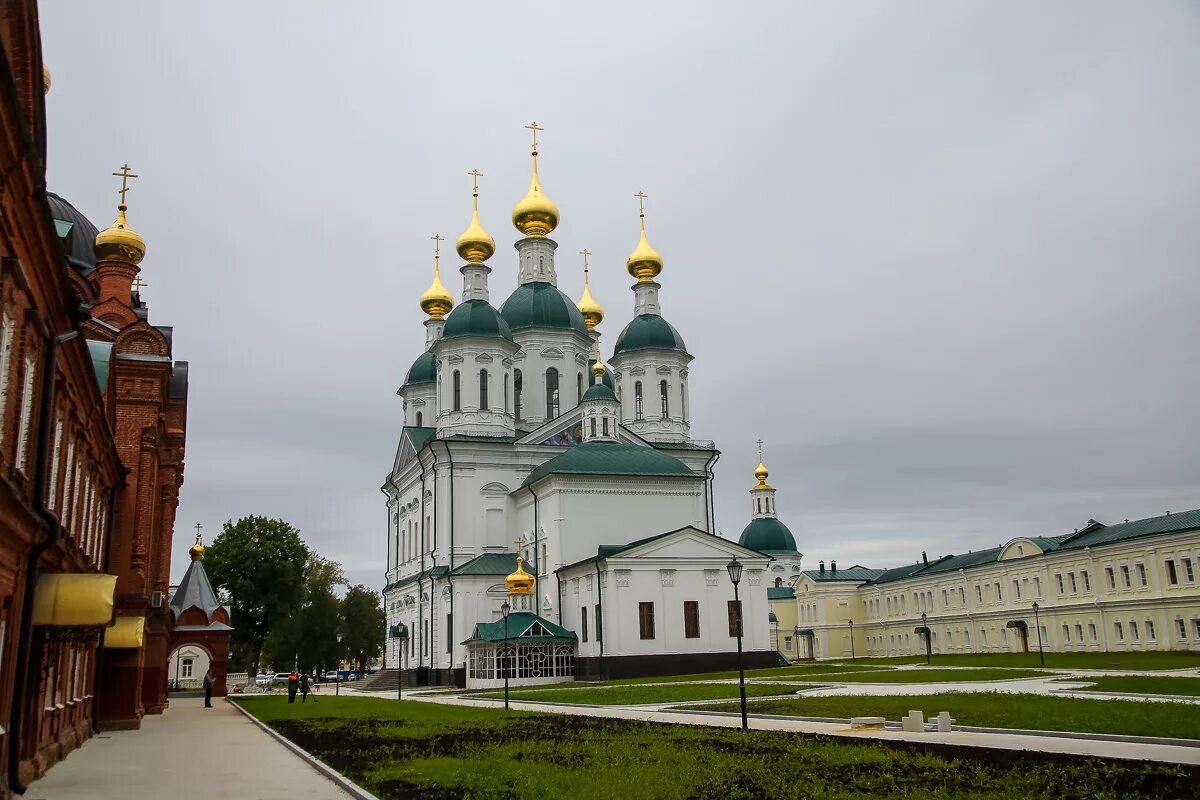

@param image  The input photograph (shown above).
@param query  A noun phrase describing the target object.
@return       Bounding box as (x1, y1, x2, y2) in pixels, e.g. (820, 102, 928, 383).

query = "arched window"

(681, 381, 687, 419)
(660, 380, 669, 417)
(514, 370, 523, 420)
(602, 417, 609, 436)
(634, 381, 644, 420)
(504, 373, 509, 413)
(452, 370, 461, 411)
(546, 368, 560, 418)
(479, 369, 488, 410)
(589, 418, 596, 437)
(415, 411, 423, 427)
(577, 372, 583, 404)
(775, 578, 783, 588)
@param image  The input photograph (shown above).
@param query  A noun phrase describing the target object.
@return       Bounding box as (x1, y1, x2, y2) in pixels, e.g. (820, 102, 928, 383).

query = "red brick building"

(0, 1, 189, 793)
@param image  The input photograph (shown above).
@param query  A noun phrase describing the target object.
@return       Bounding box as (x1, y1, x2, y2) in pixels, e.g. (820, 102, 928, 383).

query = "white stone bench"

(850, 716, 886, 730)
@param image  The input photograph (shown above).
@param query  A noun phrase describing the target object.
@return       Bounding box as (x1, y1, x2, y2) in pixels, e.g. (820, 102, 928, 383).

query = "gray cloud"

(38, 1, 1200, 591)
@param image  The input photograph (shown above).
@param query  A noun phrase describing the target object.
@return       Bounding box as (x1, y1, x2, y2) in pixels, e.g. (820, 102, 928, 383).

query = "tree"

(261, 556, 346, 673)
(339, 584, 386, 671)
(204, 516, 310, 676)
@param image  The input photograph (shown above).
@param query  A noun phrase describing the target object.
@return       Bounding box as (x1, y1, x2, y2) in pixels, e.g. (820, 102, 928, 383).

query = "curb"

(226, 699, 383, 800)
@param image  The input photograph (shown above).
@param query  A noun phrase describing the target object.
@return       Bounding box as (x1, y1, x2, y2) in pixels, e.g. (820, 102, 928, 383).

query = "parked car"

(254, 673, 272, 687)
(270, 672, 292, 687)
(322, 671, 339, 681)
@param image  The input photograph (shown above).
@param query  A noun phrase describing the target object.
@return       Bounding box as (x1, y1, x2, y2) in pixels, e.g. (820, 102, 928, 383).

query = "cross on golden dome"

(420, 233, 454, 319)
(626, 190, 663, 282)
(577, 247, 604, 331)
(525, 121, 544, 154)
(112, 163, 138, 205)
(431, 233, 444, 256)
(457, 168, 496, 263)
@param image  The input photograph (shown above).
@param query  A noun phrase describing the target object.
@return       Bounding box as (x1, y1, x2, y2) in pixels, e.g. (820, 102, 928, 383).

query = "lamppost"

(336, 632, 343, 696)
(1032, 602, 1045, 666)
(848, 619, 855, 664)
(727, 557, 748, 730)
(501, 600, 511, 710)
(398, 627, 408, 701)
(793, 625, 802, 663)
(921, 612, 931, 664)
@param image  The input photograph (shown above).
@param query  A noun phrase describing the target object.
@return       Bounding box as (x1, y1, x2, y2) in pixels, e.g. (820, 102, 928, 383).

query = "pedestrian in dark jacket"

(203, 668, 215, 708)
(287, 671, 299, 703)
(300, 672, 314, 703)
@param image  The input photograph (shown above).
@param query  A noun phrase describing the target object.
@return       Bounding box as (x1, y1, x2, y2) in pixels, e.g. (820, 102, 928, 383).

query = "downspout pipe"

(10, 327, 77, 794)
(440, 442, 455, 679)
(528, 484, 539, 609)
(702, 449, 719, 534)
(594, 560, 605, 681)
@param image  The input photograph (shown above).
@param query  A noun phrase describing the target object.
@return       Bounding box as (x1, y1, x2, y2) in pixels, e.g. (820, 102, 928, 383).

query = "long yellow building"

(772, 509, 1200, 660)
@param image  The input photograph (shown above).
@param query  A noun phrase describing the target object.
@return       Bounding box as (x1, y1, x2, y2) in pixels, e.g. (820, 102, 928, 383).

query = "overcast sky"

(39, 2, 1200, 591)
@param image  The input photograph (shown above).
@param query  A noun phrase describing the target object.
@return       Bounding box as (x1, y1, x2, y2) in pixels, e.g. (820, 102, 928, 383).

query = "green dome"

(500, 281, 590, 336)
(582, 381, 617, 402)
(739, 518, 798, 555)
(404, 351, 437, 385)
(589, 358, 615, 390)
(523, 442, 695, 487)
(442, 300, 514, 342)
(612, 314, 687, 355)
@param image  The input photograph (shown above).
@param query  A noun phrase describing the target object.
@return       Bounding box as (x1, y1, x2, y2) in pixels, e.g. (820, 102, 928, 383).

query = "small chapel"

(382, 126, 788, 687)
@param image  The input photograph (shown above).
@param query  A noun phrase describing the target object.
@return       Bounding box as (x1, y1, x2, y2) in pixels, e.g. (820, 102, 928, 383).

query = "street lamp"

(398, 627, 408, 701)
(1032, 602, 1045, 666)
(726, 557, 748, 731)
(336, 632, 343, 696)
(501, 600, 512, 710)
(921, 612, 930, 664)
(848, 619, 855, 664)
(793, 625, 802, 663)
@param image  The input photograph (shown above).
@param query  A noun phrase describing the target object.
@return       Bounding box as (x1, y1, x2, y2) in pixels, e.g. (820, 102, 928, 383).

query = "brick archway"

(168, 628, 230, 697)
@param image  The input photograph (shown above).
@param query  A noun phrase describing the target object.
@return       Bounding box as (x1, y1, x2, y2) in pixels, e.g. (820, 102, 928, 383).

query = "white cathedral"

(383, 129, 802, 687)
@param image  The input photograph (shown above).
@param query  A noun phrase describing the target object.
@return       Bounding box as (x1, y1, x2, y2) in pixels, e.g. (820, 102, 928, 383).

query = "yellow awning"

(32, 573, 117, 627)
(104, 616, 145, 649)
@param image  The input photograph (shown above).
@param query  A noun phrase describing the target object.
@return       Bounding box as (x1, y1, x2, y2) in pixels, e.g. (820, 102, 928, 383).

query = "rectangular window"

(1146, 620, 1156, 640)
(1062, 624, 1070, 642)
(1068, 572, 1077, 594)
(47, 416, 63, 511)
(959, 587, 965, 604)
(784, 636, 792, 651)
(1088, 623, 1097, 642)
(15, 355, 36, 471)
(1075, 623, 1083, 642)
(595, 604, 602, 642)
(1120, 565, 1131, 588)
(1166, 560, 1178, 585)
(683, 600, 700, 638)
(0, 314, 14, 445)
(975, 585, 982, 603)
(994, 582, 1001, 602)
(638, 602, 655, 640)
(1130, 621, 1140, 642)
(1013, 580, 1020, 599)
(1106, 567, 1115, 590)
(182, 658, 194, 679)
(581, 607, 588, 642)
(941, 589, 948, 608)
(727, 600, 742, 638)
(1185, 559, 1195, 583)
(1195, 620, 1200, 639)
(1115, 621, 1124, 640)
(1055, 574, 1064, 594)
(1081, 571, 1090, 592)
(1177, 619, 1187, 639)
(1136, 563, 1147, 587)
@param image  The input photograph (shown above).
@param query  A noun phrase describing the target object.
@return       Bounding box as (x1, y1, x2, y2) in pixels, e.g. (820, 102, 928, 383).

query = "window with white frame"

(1130, 621, 1140, 642)
(1135, 563, 1147, 588)
(1105, 567, 1115, 590)
(1088, 623, 1097, 642)
(1178, 619, 1188, 639)
(0, 314, 14, 445)
(1146, 619, 1155, 641)
(1055, 573, 1064, 594)
(14, 355, 36, 471)
(1068, 572, 1077, 593)
(1081, 570, 1090, 592)
(1114, 621, 1124, 640)
(1184, 558, 1195, 583)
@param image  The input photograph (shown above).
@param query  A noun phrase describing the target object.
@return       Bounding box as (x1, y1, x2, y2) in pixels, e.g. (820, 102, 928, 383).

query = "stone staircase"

(356, 668, 421, 692)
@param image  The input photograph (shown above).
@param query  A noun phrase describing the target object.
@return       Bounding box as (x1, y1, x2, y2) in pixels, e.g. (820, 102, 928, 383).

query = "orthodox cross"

(431, 233, 443, 258)
(757, 438, 764, 462)
(514, 535, 526, 559)
(525, 121, 544, 153)
(132, 275, 149, 293)
(194, 522, 203, 545)
(634, 190, 648, 216)
(468, 168, 483, 194)
(112, 163, 138, 205)
(579, 248, 591, 274)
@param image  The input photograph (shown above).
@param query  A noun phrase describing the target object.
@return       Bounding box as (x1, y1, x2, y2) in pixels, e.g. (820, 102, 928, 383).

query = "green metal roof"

(767, 586, 796, 601)
(462, 612, 576, 644)
(522, 441, 695, 488)
(582, 381, 617, 401)
(403, 426, 437, 454)
(801, 565, 885, 583)
(383, 565, 448, 593)
(86, 339, 113, 391)
(738, 517, 798, 555)
(450, 552, 519, 577)
(442, 299, 514, 342)
(558, 525, 768, 572)
(499, 281, 590, 336)
(54, 219, 73, 239)
(404, 350, 437, 385)
(612, 313, 688, 355)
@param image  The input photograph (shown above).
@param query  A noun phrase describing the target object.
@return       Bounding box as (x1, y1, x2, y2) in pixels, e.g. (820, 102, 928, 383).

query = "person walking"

(287, 671, 299, 704)
(203, 667, 215, 708)
(300, 671, 314, 703)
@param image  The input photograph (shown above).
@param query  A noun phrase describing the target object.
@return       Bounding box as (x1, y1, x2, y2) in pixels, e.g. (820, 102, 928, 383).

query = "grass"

(826, 668, 1048, 683)
(476, 681, 814, 705)
(232, 695, 1198, 799)
(703, 691, 1200, 740)
(1068, 675, 1200, 697)
(600, 662, 885, 685)
(845, 651, 1200, 671)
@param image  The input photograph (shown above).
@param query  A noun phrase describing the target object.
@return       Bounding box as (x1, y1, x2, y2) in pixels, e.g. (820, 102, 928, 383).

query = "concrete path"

(26, 695, 351, 800)
(356, 690, 1200, 766)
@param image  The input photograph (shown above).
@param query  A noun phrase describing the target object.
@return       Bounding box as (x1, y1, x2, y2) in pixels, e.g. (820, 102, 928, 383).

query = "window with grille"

(683, 601, 700, 638)
(659, 380, 669, 417)
(634, 381, 644, 420)
(545, 368, 560, 418)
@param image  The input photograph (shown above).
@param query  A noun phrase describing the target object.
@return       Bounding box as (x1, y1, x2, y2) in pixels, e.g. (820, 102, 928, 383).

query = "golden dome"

(626, 194, 663, 282)
(505, 554, 536, 596)
(577, 256, 604, 331)
(189, 542, 205, 558)
(456, 200, 495, 264)
(592, 358, 605, 379)
(419, 256, 454, 320)
(42, 65, 51, 95)
(95, 205, 146, 265)
(512, 150, 559, 237)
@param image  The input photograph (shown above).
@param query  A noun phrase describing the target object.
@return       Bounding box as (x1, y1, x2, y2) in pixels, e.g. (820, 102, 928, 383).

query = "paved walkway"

(26, 696, 351, 800)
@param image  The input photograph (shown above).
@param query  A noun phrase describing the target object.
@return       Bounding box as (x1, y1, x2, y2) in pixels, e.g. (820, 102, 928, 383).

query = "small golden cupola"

(576, 248, 604, 332)
(419, 234, 454, 320)
(511, 121, 559, 237)
(188, 528, 205, 559)
(505, 537, 536, 596)
(752, 439, 772, 491)
(456, 168, 496, 264)
(94, 163, 146, 265)
(626, 190, 662, 283)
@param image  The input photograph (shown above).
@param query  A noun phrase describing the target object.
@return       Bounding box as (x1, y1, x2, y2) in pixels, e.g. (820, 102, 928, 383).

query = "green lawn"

(703, 691, 1200, 740)
(844, 651, 1200, 671)
(601, 662, 885, 685)
(477, 681, 813, 706)
(1068, 675, 1200, 697)
(231, 696, 1197, 799)
(827, 668, 1048, 683)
